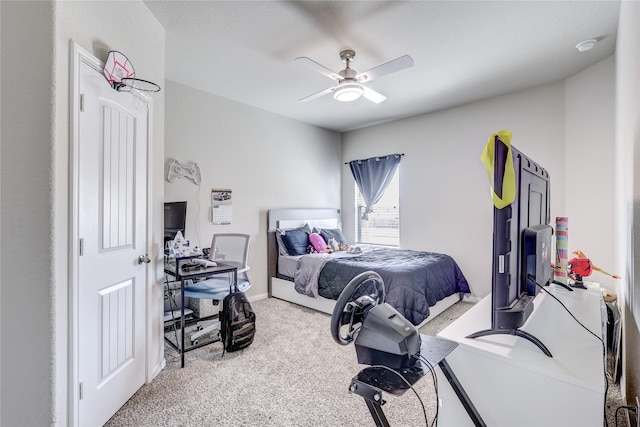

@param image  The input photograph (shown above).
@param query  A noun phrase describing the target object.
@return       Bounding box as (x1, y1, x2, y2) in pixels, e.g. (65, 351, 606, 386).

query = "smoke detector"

(576, 39, 597, 53)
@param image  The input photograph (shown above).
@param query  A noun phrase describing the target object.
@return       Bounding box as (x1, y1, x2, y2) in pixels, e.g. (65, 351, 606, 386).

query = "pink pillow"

(309, 232, 328, 253)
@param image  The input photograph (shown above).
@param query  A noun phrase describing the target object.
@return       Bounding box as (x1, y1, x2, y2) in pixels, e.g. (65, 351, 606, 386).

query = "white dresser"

(436, 283, 605, 426)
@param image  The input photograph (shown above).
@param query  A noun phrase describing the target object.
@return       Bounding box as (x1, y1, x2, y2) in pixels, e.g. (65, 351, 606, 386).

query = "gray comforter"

(311, 248, 470, 325)
(293, 252, 355, 297)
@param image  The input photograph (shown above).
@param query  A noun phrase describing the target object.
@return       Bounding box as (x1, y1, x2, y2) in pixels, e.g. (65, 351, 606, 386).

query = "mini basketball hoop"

(103, 50, 161, 93)
(118, 77, 161, 93)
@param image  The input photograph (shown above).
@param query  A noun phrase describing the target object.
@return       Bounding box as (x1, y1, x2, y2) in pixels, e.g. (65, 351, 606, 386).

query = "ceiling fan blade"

(356, 55, 414, 83)
(298, 86, 335, 102)
(295, 57, 341, 81)
(362, 86, 387, 104)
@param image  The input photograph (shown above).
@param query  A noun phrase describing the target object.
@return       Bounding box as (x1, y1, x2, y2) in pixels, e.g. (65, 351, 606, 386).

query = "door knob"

(138, 254, 151, 264)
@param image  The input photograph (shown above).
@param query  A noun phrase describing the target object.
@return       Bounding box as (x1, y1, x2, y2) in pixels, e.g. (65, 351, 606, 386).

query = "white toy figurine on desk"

(169, 231, 190, 257)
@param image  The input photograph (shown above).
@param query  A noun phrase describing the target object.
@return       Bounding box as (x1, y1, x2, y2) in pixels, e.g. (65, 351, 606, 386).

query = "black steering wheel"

(331, 271, 385, 346)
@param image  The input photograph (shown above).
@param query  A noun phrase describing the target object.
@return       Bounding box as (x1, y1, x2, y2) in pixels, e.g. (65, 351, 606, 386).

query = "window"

(355, 170, 399, 246)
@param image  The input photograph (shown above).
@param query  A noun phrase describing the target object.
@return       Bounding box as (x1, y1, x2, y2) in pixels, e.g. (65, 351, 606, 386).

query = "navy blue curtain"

(349, 153, 402, 220)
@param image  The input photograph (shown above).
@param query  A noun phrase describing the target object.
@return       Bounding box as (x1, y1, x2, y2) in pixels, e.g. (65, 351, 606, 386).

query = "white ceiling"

(145, 0, 620, 133)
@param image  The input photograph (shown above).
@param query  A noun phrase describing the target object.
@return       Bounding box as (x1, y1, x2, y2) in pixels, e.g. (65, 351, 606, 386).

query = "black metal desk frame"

(349, 335, 486, 427)
(164, 255, 237, 367)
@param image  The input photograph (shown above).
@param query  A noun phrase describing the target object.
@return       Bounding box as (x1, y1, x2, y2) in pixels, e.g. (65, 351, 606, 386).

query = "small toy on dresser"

(567, 250, 620, 288)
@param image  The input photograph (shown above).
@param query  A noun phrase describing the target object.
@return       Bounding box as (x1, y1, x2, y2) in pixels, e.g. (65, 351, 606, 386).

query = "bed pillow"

(280, 224, 311, 256)
(319, 228, 348, 245)
(308, 232, 329, 253)
(275, 230, 290, 256)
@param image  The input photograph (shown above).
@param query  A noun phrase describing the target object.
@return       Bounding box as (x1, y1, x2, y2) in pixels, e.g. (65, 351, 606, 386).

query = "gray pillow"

(275, 229, 290, 256)
(319, 228, 347, 245)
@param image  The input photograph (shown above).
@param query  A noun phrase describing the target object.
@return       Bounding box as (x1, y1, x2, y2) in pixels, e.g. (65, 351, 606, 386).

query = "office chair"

(183, 233, 252, 344)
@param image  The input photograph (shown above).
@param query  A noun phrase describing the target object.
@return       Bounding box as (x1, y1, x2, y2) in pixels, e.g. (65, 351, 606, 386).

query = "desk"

(164, 255, 237, 367)
(437, 284, 605, 426)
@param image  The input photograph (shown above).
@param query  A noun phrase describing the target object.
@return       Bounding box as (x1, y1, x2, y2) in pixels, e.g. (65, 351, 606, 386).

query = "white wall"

(342, 82, 568, 298)
(1, 2, 55, 425)
(164, 80, 342, 299)
(565, 56, 616, 290)
(1, 1, 164, 425)
(0, 4, 3, 421)
(615, 0, 640, 403)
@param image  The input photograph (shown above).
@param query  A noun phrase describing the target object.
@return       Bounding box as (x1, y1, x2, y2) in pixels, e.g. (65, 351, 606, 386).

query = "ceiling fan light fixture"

(333, 82, 364, 102)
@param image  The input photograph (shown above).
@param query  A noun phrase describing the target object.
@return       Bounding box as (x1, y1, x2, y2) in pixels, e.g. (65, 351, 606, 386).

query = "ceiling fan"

(295, 49, 414, 103)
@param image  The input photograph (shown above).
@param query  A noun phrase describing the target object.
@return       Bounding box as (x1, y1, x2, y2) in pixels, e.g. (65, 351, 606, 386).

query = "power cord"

(417, 354, 439, 427)
(164, 276, 182, 348)
(530, 275, 609, 427)
(615, 405, 637, 427)
(193, 182, 202, 249)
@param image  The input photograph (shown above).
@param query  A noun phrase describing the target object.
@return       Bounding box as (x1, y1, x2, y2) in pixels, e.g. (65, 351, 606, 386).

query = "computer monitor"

(164, 201, 187, 245)
(467, 136, 553, 356)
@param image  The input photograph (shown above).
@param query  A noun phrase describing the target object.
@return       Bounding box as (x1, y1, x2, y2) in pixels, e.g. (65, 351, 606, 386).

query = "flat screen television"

(164, 201, 187, 246)
(467, 136, 554, 357)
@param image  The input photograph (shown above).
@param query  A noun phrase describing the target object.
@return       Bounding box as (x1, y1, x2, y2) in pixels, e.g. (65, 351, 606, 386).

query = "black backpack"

(220, 285, 256, 353)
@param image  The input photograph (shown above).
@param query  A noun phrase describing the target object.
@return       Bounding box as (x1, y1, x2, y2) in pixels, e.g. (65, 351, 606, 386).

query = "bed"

(267, 208, 471, 327)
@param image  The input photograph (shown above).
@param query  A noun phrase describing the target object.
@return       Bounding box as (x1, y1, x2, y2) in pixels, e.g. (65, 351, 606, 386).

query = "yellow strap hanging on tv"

(480, 130, 516, 209)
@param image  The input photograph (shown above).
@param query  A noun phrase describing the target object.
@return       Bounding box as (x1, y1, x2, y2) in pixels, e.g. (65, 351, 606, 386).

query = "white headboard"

(277, 218, 339, 230)
(267, 208, 342, 231)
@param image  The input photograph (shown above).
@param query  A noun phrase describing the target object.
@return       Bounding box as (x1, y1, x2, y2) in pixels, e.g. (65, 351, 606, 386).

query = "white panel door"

(77, 59, 148, 426)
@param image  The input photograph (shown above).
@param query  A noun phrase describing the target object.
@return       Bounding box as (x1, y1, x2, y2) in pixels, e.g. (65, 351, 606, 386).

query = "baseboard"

(462, 294, 482, 303)
(149, 358, 166, 383)
(248, 292, 269, 302)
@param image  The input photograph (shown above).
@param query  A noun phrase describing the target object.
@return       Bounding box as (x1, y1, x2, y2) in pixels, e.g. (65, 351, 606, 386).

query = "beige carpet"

(105, 297, 623, 426)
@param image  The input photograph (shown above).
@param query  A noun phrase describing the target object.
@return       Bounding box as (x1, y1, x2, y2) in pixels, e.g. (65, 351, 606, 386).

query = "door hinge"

(79, 238, 84, 256)
(80, 94, 84, 112)
(79, 382, 83, 400)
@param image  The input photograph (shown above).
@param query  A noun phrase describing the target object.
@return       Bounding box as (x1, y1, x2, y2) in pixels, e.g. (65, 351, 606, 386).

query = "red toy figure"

(572, 250, 621, 279)
(568, 257, 592, 288)
(562, 250, 620, 289)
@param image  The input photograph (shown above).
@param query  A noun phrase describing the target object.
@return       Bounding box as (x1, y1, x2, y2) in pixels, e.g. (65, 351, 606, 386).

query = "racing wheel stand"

(331, 271, 485, 427)
(348, 335, 485, 427)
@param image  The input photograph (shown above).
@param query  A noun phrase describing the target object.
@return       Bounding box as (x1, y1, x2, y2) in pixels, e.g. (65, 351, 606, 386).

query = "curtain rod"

(344, 153, 404, 165)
